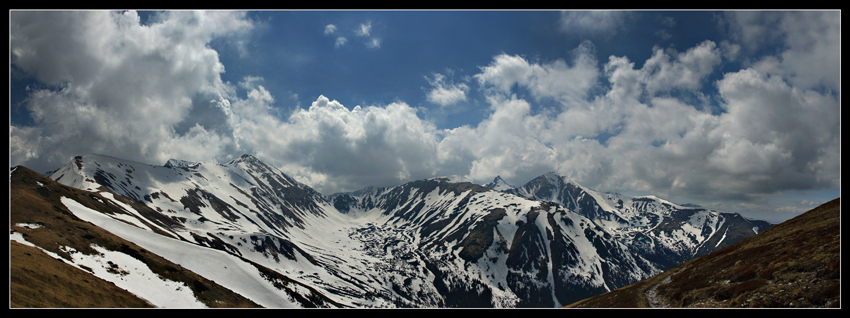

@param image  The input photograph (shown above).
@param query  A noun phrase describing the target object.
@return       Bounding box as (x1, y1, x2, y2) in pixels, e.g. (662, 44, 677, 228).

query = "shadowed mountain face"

(11, 154, 781, 308)
(494, 173, 775, 269)
(566, 198, 840, 308)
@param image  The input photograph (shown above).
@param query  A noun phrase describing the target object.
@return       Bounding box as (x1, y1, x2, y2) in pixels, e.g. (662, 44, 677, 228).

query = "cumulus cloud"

(442, 12, 839, 204)
(9, 10, 839, 206)
(641, 40, 722, 94)
(440, 95, 554, 183)
(231, 94, 442, 193)
(425, 72, 469, 107)
(475, 40, 600, 107)
(10, 10, 252, 171)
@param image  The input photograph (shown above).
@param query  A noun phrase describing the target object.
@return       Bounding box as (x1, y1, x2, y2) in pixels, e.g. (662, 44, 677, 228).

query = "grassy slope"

(10, 241, 156, 308)
(565, 198, 841, 308)
(10, 165, 262, 308)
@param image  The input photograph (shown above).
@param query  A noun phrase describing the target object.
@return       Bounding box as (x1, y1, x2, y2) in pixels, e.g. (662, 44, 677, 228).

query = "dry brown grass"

(10, 166, 262, 308)
(10, 241, 155, 308)
(565, 198, 840, 308)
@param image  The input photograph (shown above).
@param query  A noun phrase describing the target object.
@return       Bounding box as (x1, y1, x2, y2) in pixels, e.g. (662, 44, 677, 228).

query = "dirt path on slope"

(644, 269, 680, 308)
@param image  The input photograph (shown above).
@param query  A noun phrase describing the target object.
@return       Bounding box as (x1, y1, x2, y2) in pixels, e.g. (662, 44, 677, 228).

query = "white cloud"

(441, 23, 839, 203)
(366, 38, 381, 49)
(453, 95, 556, 183)
(558, 10, 630, 36)
(324, 21, 379, 49)
(425, 73, 469, 106)
(335, 36, 347, 48)
(641, 40, 722, 94)
(720, 11, 840, 93)
(355, 22, 372, 36)
(9, 125, 43, 163)
(10, 10, 252, 172)
(8, 10, 839, 206)
(249, 95, 442, 193)
(324, 24, 337, 35)
(475, 40, 600, 106)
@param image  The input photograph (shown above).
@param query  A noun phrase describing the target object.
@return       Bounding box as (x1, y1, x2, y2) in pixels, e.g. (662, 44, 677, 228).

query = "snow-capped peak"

(163, 158, 196, 169)
(485, 176, 514, 191)
(226, 154, 261, 165)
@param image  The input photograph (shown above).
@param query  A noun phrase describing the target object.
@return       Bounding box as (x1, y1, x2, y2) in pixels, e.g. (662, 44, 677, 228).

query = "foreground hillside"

(9, 166, 264, 308)
(565, 198, 840, 308)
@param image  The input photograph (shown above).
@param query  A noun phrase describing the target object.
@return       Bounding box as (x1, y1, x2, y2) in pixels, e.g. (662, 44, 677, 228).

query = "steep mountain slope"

(491, 173, 774, 269)
(44, 154, 414, 307)
(484, 176, 514, 192)
(10, 166, 262, 308)
(11, 153, 776, 308)
(565, 198, 840, 308)
(330, 177, 662, 306)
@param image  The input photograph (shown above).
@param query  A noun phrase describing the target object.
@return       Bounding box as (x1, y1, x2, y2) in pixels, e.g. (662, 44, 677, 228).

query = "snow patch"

(11, 228, 205, 308)
(59, 196, 312, 308)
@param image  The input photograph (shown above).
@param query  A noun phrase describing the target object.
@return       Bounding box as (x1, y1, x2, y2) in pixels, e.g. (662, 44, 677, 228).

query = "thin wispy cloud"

(368, 38, 381, 49)
(355, 21, 372, 36)
(322, 20, 380, 49)
(558, 10, 630, 36)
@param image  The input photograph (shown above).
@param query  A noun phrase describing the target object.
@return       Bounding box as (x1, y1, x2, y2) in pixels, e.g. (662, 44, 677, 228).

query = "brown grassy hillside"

(9, 165, 262, 308)
(566, 198, 840, 308)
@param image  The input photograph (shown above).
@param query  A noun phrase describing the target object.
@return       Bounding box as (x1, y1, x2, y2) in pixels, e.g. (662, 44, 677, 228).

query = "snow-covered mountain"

(489, 173, 774, 269)
(14, 154, 772, 308)
(484, 175, 514, 192)
(329, 177, 662, 306)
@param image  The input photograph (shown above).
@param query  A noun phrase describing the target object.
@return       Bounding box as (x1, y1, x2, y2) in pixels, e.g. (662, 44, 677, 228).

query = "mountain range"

(11, 153, 778, 308)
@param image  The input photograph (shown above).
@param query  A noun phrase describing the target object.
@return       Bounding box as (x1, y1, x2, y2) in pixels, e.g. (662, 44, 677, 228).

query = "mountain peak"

(226, 154, 260, 165)
(485, 175, 515, 191)
(529, 171, 565, 187)
(164, 158, 196, 168)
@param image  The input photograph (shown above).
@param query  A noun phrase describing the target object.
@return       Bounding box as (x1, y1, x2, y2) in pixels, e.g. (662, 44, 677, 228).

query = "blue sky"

(209, 11, 727, 128)
(10, 10, 841, 223)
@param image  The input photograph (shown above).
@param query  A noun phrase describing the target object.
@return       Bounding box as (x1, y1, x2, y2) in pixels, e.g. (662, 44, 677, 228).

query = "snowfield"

(58, 196, 314, 308)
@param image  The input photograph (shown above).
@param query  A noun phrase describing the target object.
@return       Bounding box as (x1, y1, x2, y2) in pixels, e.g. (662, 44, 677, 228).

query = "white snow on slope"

(10, 229, 204, 308)
(59, 196, 311, 308)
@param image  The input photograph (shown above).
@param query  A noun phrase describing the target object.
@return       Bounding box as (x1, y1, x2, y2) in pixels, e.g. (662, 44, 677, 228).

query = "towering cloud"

(10, 10, 252, 170)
